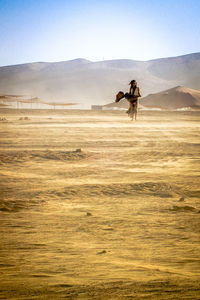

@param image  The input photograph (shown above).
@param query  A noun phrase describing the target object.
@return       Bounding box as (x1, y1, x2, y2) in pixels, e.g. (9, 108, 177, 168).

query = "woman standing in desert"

(127, 80, 141, 121)
(115, 80, 141, 121)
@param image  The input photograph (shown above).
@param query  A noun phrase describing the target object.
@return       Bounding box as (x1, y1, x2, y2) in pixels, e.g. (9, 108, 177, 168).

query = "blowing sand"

(0, 109, 200, 299)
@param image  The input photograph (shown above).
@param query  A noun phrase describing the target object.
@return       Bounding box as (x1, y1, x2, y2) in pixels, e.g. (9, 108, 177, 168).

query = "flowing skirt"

(127, 102, 138, 119)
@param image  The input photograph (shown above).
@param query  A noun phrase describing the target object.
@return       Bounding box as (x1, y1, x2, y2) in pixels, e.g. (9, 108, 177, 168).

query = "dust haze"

(0, 109, 199, 299)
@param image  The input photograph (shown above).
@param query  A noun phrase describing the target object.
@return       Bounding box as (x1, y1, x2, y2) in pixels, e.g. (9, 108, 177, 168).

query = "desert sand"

(0, 108, 200, 299)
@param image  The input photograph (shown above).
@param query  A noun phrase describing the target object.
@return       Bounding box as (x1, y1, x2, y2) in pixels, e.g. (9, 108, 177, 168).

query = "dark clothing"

(130, 86, 137, 96)
(130, 99, 137, 104)
(129, 86, 138, 104)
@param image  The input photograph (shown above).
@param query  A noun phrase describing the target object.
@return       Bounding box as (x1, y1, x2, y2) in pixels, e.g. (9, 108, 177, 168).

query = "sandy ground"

(0, 108, 200, 299)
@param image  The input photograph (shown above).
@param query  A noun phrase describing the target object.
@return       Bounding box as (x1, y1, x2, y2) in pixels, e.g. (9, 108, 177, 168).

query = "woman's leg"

(129, 103, 134, 120)
(134, 103, 138, 120)
(126, 103, 131, 114)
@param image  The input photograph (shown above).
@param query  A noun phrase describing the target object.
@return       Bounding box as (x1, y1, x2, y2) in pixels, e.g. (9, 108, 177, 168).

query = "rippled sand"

(0, 109, 200, 299)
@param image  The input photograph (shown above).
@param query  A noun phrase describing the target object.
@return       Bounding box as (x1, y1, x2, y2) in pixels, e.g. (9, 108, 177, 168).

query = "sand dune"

(0, 109, 200, 299)
(140, 86, 200, 109)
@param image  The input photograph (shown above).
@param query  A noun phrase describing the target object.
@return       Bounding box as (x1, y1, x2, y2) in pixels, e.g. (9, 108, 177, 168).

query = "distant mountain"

(0, 53, 199, 108)
(104, 86, 200, 110)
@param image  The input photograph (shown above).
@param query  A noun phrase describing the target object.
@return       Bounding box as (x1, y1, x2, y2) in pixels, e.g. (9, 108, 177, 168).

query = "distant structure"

(91, 105, 103, 110)
(0, 94, 78, 109)
(0, 94, 25, 108)
(42, 102, 78, 109)
(18, 97, 44, 109)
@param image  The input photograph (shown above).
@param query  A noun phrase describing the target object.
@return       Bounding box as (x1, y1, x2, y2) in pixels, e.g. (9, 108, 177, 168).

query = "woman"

(127, 80, 141, 121)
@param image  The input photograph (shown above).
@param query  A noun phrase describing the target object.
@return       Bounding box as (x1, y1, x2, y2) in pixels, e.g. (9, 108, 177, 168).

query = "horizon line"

(0, 51, 199, 68)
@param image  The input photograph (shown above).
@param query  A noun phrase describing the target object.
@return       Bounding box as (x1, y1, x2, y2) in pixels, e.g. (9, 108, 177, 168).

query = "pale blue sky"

(0, 0, 199, 66)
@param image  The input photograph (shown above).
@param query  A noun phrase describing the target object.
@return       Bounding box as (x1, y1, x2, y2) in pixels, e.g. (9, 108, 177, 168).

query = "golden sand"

(0, 109, 200, 299)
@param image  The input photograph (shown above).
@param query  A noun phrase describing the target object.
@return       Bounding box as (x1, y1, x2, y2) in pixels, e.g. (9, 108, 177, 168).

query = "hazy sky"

(0, 0, 199, 66)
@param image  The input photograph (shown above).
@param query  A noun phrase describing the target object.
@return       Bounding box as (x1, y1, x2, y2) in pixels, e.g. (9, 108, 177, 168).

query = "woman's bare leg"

(134, 103, 138, 121)
(129, 103, 134, 120)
